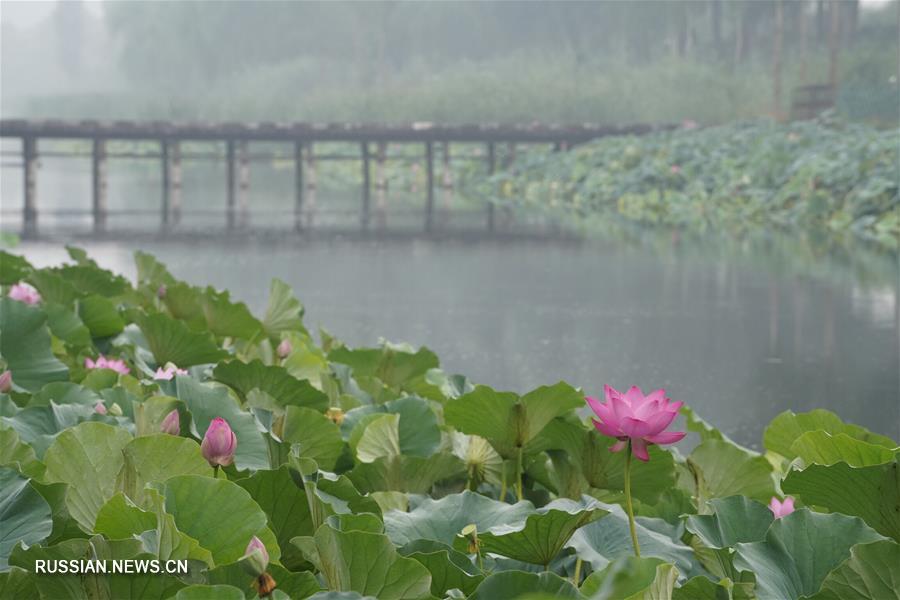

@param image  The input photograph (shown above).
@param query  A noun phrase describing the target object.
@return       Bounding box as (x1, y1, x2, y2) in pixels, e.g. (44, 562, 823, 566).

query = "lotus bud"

(94, 402, 107, 415)
(241, 536, 270, 577)
(276, 339, 292, 359)
(109, 402, 123, 417)
(160, 409, 180, 435)
(0, 370, 12, 393)
(157, 284, 167, 299)
(325, 407, 345, 426)
(201, 417, 237, 467)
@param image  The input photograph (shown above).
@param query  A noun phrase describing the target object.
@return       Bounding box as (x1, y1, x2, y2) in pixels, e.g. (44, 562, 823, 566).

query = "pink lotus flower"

(670, 165, 682, 175)
(154, 366, 188, 380)
(157, 284, 167, 299)
(9, 283, 41, 305)
(769, 496, 795, 519)
(160, 409, 180, 435)
(201, 417, 237, 467)
(94, 402, 107, 415)
(585, 385, 685, 461)
(85, 355, 131, 375)
(276, 339, 292, 358)
(0, 371, 12, 393)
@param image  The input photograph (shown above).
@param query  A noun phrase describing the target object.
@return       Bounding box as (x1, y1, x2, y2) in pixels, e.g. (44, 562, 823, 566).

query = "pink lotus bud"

(241, 535, 269, 577)
(160, 409, 180, 435)
(276, 339, 292, 358)
(769, 496, 795, 519)
(8, 283, 41, 305)
(585, 385, 685, 462)
(157, 284, 167, 299)
(0, 370, 12, 393)
(94, 402, 107, 415)
(670, 165, 681, 174)
(201, 417, 237, 467)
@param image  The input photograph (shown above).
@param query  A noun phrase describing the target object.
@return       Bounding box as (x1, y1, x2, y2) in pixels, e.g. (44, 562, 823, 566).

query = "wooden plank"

(226, 140, 236, 229)
(486, 142, 495, 232)
(361, 141, 370, 230)
(425, 141, 434, 232)
(92, 138, 107, 232)
(294, 141, 304, 232)
(22, 136, 37, 237)
(161, 140, 170, 228)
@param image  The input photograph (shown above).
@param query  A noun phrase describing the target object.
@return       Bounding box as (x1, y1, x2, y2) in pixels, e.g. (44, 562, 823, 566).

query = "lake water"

(12, 233, 900, 448)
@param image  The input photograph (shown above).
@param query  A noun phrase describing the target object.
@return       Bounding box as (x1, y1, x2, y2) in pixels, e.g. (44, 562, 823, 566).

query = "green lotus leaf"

(1, 401, 100, 458)
(0, 467, 53, 570)
(356, 413, 401, 463)
(348, 452, 464, 494)
(158, 474, 280, 566)
(213, 359, 328, 413)
(302, 473, 382, 532)
(30, 381, 100, 407)
(235, 466, 314, 570)
(8, 537, 93, 598)
(764, 409, 896, 461)
(789, 430, 898, 467)
(174, 584, 245, 600)
(684, 496, 773, 549)
(0, 298, 69, 392)
(470, 571, 581, 600)
(26, 269, 81, 305)
(566, 502, 700, 577)
(0, 251, 32, 284)
(476, 497, 608, 566)
(0, 427, 44, 479)
(581, 555, 678, 600)
(399, 539, 484, 597)
(282, 405, 344, 470)
(807, 539, 900, 600)
(136, 312, 228, 368)
(43, 421, 132, 531)
(0, 566, 39, 599)
(384, 490, 534, 547)
(262, 277, 306, 338)
(292, 524, 432, 600)
(43, 303, 91, 347)
(50, 264, 131, 297)
(444, 382, 583, 458)
(733, 509, 885, 600)
(688, 439, 776, 505)
(343, 395, 442, 458)
(199, 286, 264, 341)
(134, 250, 176, 288)
(782, 454, 900, 541)
(307, 593, 376, 600)
(93, 492, 156, 539)
(176, 376, 269, 471)
(116, 434, 213, 505)
(205, 560, 323, 598)
(77, 294, 125, 338)
(327, 343, 439, 390)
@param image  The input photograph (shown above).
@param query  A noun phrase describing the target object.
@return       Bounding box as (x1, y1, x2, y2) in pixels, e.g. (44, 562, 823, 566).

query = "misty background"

(2, 0, 898, 125)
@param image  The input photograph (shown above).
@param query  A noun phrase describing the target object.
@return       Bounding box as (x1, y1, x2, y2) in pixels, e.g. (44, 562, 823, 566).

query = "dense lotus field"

(0, 247, 898, 600)
(479, 118, 900, 249)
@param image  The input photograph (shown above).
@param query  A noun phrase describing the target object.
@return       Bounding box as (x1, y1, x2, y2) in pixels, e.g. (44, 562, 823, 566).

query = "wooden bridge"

(0, 119, 669, 237)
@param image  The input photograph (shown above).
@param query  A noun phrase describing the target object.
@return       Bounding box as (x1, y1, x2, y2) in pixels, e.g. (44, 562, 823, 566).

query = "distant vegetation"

(473, 118, 899, 249)
(2, 1, 897, 126)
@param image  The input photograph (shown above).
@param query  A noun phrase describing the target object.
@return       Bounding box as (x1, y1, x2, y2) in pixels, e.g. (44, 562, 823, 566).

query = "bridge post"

(226, 140, 236, 229)
(375, 142, 387, 229)
(294, 141, 304, 232)
(306, 143, 317, 228)
(92, 138, 107, 233)
(441, 141, 453, 224)
(238, 141, 249, 227)
(22, 136, 37, 238)
(486, 142, 495, 232)
(361, 142, 370, 230)
(425, 141, 434, 233)
(161, 140, 170, 229)
(171, 141, 182, 225)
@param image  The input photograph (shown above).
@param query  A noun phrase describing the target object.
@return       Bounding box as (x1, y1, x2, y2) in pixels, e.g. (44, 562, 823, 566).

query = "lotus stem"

(500, 467, 507, 502)
(624, 440, 641, 557)
(515, 446, 524, 502)
(573, 557, 582, 585)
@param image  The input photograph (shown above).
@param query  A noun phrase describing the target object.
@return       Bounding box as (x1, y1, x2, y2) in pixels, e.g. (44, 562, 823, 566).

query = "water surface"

(15, 234, 900, 448)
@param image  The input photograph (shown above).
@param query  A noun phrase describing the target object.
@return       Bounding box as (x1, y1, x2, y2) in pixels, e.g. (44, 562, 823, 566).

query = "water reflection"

(13, 232, 899, 448)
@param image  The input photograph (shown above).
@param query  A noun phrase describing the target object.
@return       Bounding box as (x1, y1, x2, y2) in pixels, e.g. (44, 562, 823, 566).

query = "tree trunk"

(828, 0, 841, 87)
(773, 1, 784, 120)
